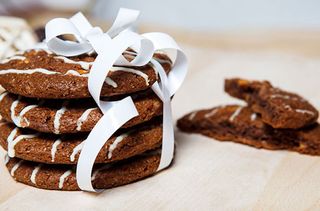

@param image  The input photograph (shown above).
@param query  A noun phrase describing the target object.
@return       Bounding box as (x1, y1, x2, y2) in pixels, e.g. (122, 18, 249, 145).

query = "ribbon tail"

(76, 97, 138, 192)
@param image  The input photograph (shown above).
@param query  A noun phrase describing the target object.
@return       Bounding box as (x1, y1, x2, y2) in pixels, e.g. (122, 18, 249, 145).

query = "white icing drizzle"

(54, 56, 93, 70)
(51, 139, 62, 162)
(91, 164, 112, 181)
(188, 111, 197, 120)
(76, 108, 96, 131)
(105, 77, 118, 88)
(270, 94, 304, 102)
(53, 101, 68, 134)
(111, 66, 150, 85)
(10, 96, 22, 127)
(295, 109, 315, 116)
(0, 122, 8, 127)
(65, 70, 89, 77)
(59, 170, 72, 189)
(284, 105, 314, 115)
(229, 107, 243, 122)
(8, 133, 38, 157)
(250, 113, 257, 121)
(0, 55, 26, 64)
(108, 134, 128, 159)
(204, 108, 219, 118)
(7, 127, 18, 157)
(284, 105, 292, 110)
(125, 51, 172, 65)
(18, 105, 38, 127)
(10, 160, 23, 176)
(70, 142, 85, 162)
(4, 154, 10, 165)
(0, 68, 60, 75)
(30, 164, 42, 185)
(0, 91, 8, 102)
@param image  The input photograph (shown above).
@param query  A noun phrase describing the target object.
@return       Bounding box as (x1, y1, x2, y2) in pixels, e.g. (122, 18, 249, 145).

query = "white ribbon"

(45, 8, 188, 192)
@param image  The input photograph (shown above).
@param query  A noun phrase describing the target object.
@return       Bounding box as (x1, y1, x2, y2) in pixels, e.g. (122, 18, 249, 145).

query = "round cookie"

(4, 150, 161, 191)
(0, 120, 162, 164)
(0, 49, 172, 99)
(0, 90, 162, 134)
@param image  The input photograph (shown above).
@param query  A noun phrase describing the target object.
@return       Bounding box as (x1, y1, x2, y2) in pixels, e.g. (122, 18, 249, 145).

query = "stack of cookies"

(178, 78, 320, 155)
(0, 49, 172, 190)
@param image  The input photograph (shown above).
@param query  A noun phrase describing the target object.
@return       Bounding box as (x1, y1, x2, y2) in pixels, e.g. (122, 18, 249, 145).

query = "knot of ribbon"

(45, 8, 188, 192)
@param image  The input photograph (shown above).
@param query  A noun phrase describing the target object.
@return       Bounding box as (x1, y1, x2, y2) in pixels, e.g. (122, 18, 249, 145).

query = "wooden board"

(1, 30, 320, 210)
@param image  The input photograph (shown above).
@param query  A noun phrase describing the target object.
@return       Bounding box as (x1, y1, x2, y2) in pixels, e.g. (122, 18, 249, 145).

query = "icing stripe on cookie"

(0, 68, 61, 75)
(8, 133, 38, 157)
(0, 91, 8, 102)
(70, 142, 85, 162)
(270, 94, 305, 102)
(91, 164, 112, 181)
(105, 77, 118, 88)
(76, 108, 96, 131)
(18, 105, 38, 127)
(188, 111, 197, 121)
(30, 164, 42, 185)
(0, 55, 26, 64)
(205, 108, 219, 118)
(295, 109, 315, 115)
(10, 160, 23, 176)
(10, 96, 22, 127)
(59, 170, 72, 189)
(229, 106, 243, 122)
(4, 154, 9, 165)
(54, 101, 68, 134)
(284, 105, 314, 116)
(51, 139, 62, 162)
(250, 113, 257, 121)
(108, 134, 128, 159)
(0, 66, 153, 81)
(111, 66, 150, 86)
(54, 56, 93, 70)
(7, 127, 18, 157)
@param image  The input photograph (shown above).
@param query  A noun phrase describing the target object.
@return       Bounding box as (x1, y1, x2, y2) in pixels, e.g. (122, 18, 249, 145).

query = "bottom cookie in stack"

(5, 150, 161, 191)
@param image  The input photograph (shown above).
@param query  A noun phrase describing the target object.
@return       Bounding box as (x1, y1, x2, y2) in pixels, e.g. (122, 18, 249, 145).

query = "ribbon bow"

(45, 8, 188, 192)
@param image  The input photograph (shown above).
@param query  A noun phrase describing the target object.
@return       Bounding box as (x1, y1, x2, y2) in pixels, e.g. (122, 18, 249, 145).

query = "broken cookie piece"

(177, 105, 320, 155)
(225, 78, 318, 129)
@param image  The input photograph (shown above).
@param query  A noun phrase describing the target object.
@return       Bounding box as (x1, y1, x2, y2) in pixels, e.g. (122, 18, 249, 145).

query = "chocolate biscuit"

(177, 105, 320, 155)
(0, 50, 171, 99)
(4, 150, 162, 191)
(0, 90, 162, 134)
(0, 121, 162, 164)
(225, 78, 318, 129)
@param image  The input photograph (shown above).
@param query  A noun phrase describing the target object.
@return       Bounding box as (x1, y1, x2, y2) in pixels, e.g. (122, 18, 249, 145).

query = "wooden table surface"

(1, 27, 320, 210)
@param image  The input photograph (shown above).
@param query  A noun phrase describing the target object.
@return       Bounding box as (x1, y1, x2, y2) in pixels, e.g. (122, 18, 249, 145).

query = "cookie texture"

(0, 90, 162, 134)
(225, 78, 318, 129)
(5, 150, 161, 191)
(177, 105, 320, 155)
(0, 50, 172, 99)
(0, 120, 162, 164)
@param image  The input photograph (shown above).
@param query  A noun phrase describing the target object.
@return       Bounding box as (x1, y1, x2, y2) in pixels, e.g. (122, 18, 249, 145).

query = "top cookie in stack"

(0, 49, 172, 191)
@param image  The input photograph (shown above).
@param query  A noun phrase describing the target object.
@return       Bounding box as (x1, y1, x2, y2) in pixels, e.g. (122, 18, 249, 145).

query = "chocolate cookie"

(0, 90, 162, 134)
(0, 49, 172, 99)
(0, 120, 162, 164)
(225, 78, 318, 129)
(4, 150, 162, 191)
(177, 105, 320, 155)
